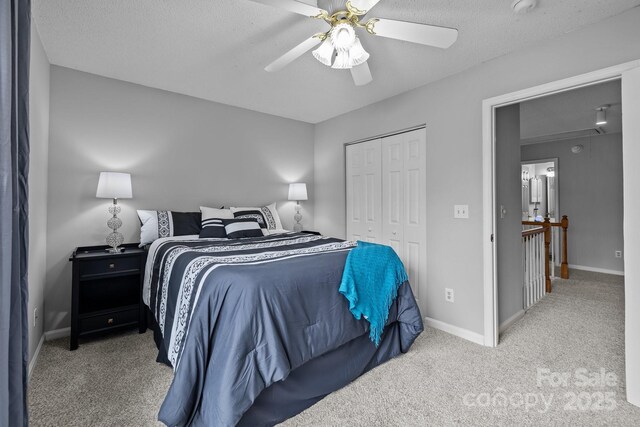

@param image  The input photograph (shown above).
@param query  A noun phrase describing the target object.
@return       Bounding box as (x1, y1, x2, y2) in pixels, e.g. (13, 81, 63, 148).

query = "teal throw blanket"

(339, 241, 409, 346)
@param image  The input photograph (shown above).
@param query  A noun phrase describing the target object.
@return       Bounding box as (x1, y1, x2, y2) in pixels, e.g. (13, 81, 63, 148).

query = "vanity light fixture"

(546, 167, 555, 178)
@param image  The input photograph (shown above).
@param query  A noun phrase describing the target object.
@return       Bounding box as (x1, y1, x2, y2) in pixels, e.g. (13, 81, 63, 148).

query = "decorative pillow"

(222, 218, 263, 239)
(137, 210, 202, 246)
(199, 218, 227, 239)
(230, 203, 282, 230)
(200, 206, 234, 221)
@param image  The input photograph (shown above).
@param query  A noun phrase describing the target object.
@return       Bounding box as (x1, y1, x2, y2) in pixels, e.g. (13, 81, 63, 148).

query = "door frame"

(482, 59, 640, 348)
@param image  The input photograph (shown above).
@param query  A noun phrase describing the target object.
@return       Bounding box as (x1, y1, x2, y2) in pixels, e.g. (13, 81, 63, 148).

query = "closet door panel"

(346, 139, 381, 242)
(362, 139, 382, 243)
(402, 129, 427, 304)
(346, 143, 364, 241)
(382, 134, 404, 257)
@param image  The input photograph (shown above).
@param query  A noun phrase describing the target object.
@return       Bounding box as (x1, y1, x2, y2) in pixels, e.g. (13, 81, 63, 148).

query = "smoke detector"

(512, 0, 537, 14)
(571, 144, 584, 154)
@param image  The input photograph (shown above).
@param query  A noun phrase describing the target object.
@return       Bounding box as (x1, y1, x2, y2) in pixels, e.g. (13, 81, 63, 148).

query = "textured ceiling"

(32, 0, 640, 123)
(520, 79, 622, 141)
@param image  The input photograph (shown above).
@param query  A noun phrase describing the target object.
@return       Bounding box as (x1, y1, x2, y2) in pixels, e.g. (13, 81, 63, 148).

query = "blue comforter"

(146, 233, 423, 426)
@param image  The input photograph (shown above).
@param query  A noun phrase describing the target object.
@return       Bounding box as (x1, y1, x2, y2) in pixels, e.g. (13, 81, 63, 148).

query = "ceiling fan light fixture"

(330, 23, 356, 50)
(348, 36, 369, 66)
(331, 49, 351, 69)
(312, 38, 335, 66)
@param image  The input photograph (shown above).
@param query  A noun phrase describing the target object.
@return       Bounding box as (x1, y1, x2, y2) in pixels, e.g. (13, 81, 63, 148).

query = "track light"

(596, 105, 609, 126)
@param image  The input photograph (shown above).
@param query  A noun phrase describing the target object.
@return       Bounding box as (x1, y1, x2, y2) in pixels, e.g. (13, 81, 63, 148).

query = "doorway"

(481, 60, 640, 408)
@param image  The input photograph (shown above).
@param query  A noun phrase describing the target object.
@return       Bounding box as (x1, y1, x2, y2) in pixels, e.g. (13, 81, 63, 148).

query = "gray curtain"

(0, 0, 31, 426)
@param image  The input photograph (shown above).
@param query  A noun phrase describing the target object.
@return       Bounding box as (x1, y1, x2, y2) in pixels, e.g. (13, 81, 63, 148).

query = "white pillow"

(230, 203, 283, 230)
(137, 210, 201, 246)
(200, 206, 234, 220)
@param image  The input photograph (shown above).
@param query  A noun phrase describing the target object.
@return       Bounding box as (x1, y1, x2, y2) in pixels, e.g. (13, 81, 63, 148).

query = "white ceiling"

(32, 0, 640, 123)
(520, 79, 622, 142)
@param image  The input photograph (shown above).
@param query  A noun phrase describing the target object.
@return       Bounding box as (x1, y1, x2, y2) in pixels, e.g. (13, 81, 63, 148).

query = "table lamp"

(288, 182, 308, 232)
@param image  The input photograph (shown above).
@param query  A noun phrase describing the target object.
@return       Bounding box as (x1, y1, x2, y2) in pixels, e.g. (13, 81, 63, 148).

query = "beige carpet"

(29, 270, 640, 426)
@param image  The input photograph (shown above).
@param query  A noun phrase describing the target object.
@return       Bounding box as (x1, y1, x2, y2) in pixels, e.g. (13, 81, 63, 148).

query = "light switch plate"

(454, 205, 469, 219)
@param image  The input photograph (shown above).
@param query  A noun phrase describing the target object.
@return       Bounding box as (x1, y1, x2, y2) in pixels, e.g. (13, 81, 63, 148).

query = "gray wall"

(45, 67, 315, 332)
(522, 133, 624, 273)
(28, 22, 50, 364)
(496, 105, 524, 325)
(313, 8, 640, 335)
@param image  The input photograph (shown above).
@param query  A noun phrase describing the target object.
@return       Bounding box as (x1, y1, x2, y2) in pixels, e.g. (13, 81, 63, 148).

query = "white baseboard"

(28, 334, 45, 381)
(499, 310, 525, 334)
(424, 317, 484, 345)
(44, 327, 70, 340)
(568, 264, 624, 276)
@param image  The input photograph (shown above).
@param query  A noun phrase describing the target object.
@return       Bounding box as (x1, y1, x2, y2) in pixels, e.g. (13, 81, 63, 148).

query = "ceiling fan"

(249, 0, 458, 86)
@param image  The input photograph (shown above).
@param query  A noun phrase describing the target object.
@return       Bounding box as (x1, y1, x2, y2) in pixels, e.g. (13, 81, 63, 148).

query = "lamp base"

(293, 203, 303, 233)
(106, 199, 124, 253)
(105, 247, 125, 254)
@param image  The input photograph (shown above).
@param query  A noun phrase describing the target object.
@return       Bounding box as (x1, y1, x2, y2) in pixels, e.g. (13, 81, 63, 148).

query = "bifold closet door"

(346, 139, 382, 242)
(381, 134, 405, 257)
(382, 129, 427, 304)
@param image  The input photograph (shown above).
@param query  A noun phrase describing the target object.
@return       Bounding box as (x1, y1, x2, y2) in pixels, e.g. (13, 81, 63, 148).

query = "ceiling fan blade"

(350, 62, 373, 86)
(368, 18, 458, 48)
(265, 36, 322, 72)
(347, 0, 383, 15)
(247, 0, 327, 17)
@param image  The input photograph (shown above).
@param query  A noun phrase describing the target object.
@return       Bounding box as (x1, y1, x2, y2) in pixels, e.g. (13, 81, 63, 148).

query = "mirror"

(521, 160, 558, 221)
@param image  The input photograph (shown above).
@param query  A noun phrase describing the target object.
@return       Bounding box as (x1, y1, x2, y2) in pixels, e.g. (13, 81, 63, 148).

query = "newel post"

(544, 218, 552, 293)
(561, 215, 569, 279)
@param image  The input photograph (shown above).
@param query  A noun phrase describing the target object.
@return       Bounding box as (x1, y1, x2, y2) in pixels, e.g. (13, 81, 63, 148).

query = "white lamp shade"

(288, 183, 308, 201)
(96, 172, 132, 199)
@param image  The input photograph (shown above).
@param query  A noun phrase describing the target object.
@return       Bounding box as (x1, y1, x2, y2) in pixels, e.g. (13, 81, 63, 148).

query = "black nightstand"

(69, 243, 147, 350)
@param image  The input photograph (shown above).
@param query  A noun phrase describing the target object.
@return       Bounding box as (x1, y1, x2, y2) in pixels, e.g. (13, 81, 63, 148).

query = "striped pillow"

(199, 218, 227, 238)
(222, 218, 263, 239)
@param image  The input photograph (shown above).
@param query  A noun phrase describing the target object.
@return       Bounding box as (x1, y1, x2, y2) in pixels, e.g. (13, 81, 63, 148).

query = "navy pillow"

(171, 211, 202, 235)
(199, 218, 227, 239)
(232, 209, 267, 229)
(222, 218, 263, 239)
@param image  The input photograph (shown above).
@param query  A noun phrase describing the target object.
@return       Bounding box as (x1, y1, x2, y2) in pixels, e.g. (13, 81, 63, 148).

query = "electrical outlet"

(615, 250, 622, 258)
(445, 288, 455, 303)
(33, 308, 38, 328)
(454, 205, 469, 219)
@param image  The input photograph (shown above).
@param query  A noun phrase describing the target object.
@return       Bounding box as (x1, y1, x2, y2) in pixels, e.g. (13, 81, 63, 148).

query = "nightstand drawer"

(79, 308, 139, 333)
(79, 256, 140, 278)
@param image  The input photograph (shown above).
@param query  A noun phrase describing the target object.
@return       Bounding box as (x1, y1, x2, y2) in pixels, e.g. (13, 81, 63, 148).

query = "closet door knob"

(368, 228, 372, 232)
(392, 231, 397, 235)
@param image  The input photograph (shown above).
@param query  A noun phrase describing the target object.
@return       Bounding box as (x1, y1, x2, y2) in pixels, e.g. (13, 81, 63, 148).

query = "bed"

(143, 232, 424, 426)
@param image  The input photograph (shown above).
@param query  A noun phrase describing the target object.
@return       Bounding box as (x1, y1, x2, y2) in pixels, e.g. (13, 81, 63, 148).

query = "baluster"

(520, 237, 529, 309)
(530, 235, 535, 305)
